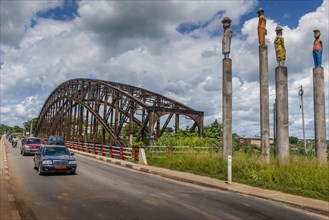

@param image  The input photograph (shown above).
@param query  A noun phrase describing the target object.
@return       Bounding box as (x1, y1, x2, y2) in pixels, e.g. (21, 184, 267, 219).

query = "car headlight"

(68, 160, 77, 165)
(42, 160, 52, 165)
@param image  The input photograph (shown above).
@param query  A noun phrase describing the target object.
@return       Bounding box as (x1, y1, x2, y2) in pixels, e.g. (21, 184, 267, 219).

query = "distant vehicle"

(8, 135, 13, 143)
(12, 136, 18, 148)
(47, 136, 65, 145)
(21, 137, 42, 156)
(34, 145, 77, 175)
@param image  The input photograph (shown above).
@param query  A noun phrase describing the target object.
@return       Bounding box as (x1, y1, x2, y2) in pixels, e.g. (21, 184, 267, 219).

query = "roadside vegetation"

(145, 120, 329, 202)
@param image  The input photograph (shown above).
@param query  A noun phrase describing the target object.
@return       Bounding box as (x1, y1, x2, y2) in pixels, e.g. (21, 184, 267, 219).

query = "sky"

(0, 0, 328, 139)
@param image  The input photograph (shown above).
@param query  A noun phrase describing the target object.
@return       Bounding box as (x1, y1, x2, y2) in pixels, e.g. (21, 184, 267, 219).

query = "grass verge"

(146, 151, 329, 201)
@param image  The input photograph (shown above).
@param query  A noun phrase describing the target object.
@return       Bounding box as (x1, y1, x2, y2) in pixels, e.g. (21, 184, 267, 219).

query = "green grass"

(146, 150, 329, 201)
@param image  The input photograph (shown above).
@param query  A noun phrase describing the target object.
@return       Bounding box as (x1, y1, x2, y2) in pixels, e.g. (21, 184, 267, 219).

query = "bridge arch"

(35, 78, 204, 146)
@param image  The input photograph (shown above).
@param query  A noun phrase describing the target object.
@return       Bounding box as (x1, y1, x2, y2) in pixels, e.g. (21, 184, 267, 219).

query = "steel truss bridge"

(35, 79, 204, 146)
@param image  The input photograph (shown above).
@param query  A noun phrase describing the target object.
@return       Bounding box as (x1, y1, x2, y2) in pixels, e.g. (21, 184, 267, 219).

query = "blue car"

(34, 145, 77, 175)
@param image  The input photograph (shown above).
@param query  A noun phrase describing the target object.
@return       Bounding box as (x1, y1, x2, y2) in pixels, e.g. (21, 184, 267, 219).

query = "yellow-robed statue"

(274, 26, 286, 66)
(257, 8, 267, 46)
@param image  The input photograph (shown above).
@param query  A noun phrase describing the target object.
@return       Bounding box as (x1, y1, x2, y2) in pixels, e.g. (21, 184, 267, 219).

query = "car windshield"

(26, 139, 41, 144)
(43, 147, 69, 156)
(53, 136, 64, 141)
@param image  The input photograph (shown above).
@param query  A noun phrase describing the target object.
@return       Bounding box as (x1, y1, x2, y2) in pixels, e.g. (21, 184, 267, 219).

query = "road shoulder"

(70, 148, 329, 217)
(0, 137, 21, 220)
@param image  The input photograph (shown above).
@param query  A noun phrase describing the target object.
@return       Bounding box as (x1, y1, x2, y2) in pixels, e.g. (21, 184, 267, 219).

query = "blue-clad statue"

(313, 29, 322, 68)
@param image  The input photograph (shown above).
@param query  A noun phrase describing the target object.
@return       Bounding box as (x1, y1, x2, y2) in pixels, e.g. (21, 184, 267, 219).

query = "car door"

(34, 146, 43, 167)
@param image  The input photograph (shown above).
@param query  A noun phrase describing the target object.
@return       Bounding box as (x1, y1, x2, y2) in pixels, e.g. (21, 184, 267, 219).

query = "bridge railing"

(65, 141, 139, 162)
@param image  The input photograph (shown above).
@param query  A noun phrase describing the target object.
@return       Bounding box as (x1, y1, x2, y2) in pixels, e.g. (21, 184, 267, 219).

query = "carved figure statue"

(274, 26, 286, 66)
(313, 29, 322, 68)
(257, 8, 267, 46)
(222, 16, 232, 59)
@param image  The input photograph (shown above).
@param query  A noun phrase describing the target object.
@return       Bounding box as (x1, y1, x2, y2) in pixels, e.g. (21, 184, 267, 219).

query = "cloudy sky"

(0, 0, 328, 139)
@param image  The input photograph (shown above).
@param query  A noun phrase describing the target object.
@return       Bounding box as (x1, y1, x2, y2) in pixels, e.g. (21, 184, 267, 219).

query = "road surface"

(6, 140, 324, 220)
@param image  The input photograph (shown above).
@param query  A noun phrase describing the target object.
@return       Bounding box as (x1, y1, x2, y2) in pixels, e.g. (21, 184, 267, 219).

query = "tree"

(289, 136, 299, 145)
(204, 119, 222, 139)
(23, 118, 38, 134)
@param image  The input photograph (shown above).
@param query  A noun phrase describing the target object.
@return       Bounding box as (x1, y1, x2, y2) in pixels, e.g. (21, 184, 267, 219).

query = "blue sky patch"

(36, 0, 79, 21)
(176, 11, 224, 37)
(245, 0, 323, 29)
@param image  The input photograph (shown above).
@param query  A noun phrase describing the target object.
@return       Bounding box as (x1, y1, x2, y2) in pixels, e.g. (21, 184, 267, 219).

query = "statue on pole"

(274, 26, 286, 66)
(257, 8, 267, 46)
(222, 16, 232, 59)
(313, 29, 323, 68)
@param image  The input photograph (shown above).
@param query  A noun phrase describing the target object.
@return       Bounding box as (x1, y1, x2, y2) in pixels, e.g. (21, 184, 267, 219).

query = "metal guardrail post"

(227, 155, 232, 184)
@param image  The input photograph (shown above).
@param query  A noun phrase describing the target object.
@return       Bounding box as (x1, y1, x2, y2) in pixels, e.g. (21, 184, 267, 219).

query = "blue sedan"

(34, 145, 77, 175)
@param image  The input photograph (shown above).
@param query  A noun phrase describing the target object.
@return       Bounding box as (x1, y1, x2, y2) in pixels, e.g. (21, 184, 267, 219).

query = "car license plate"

(55, 166, 66, 169)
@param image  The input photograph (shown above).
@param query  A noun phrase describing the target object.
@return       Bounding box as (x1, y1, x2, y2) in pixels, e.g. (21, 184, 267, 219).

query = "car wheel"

(38, 165, 43, 175)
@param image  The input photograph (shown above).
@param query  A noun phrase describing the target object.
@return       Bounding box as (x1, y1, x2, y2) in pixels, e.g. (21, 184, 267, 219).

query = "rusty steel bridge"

(35, 79, 204, 146)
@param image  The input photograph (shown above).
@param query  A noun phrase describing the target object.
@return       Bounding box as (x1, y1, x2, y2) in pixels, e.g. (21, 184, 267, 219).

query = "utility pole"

(30, 121, 33, 137)
(298, 85, 307, 154)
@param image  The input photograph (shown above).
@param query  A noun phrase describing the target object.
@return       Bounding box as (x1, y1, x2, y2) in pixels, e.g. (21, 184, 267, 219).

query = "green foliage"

(289, 136, 299, 145)
(0, 124, 23, 135)
(132, 141, 145, 147)
(23, 118, 38, 133)
(152, 133, 219, 150)
(204, 119, 222, 139)
(147, 151, 329, 201)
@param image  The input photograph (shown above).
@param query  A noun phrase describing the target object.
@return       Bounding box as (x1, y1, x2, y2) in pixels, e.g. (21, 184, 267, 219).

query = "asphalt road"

(6, 140, 323, 220)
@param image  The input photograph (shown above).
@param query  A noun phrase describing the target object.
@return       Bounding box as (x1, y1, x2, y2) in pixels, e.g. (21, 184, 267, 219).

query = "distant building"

(238, 137, 274, 147)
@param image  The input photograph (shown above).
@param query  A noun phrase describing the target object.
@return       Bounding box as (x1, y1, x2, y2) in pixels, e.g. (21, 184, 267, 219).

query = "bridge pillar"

(175, 114, 179, 133)
(148, 111, 155, 145)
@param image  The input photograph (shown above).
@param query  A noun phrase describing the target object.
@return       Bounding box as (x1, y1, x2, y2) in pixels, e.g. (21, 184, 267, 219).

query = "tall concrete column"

(275, 66, 289, 164)
(313, 67, 327, 165)
(222, 58, 232, 160)
(259, 45, 270, 164)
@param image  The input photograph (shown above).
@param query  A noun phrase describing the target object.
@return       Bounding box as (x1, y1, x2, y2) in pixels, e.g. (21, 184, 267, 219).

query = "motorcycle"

(12, 137, 18, 148)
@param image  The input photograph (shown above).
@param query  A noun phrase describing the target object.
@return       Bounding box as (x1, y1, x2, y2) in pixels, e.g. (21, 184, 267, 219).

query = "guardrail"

(65, 142, 215, 161)
(65, 141, 139, 162)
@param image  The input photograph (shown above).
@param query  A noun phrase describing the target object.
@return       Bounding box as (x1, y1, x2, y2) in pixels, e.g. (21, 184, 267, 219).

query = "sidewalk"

(0, 137, 20, 220)
(69, 148, 329, 217)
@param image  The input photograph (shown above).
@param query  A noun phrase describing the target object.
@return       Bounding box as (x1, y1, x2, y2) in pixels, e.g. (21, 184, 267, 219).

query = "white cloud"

(0, 0, 328, 139)
(0, 0, 62, 48)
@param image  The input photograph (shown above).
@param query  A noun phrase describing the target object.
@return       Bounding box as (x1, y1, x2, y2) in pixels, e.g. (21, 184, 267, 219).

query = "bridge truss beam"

(35, 79, 204, 146)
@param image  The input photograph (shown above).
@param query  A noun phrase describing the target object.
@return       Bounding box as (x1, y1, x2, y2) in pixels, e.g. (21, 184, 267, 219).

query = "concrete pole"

(259, 45, 270, 164)
(275, 66, 289, 164)
(30, 122, 33, 137)
(222, 58, 232, 160)
(273, 101, 277, 157)
(313, 67, 327, 165)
